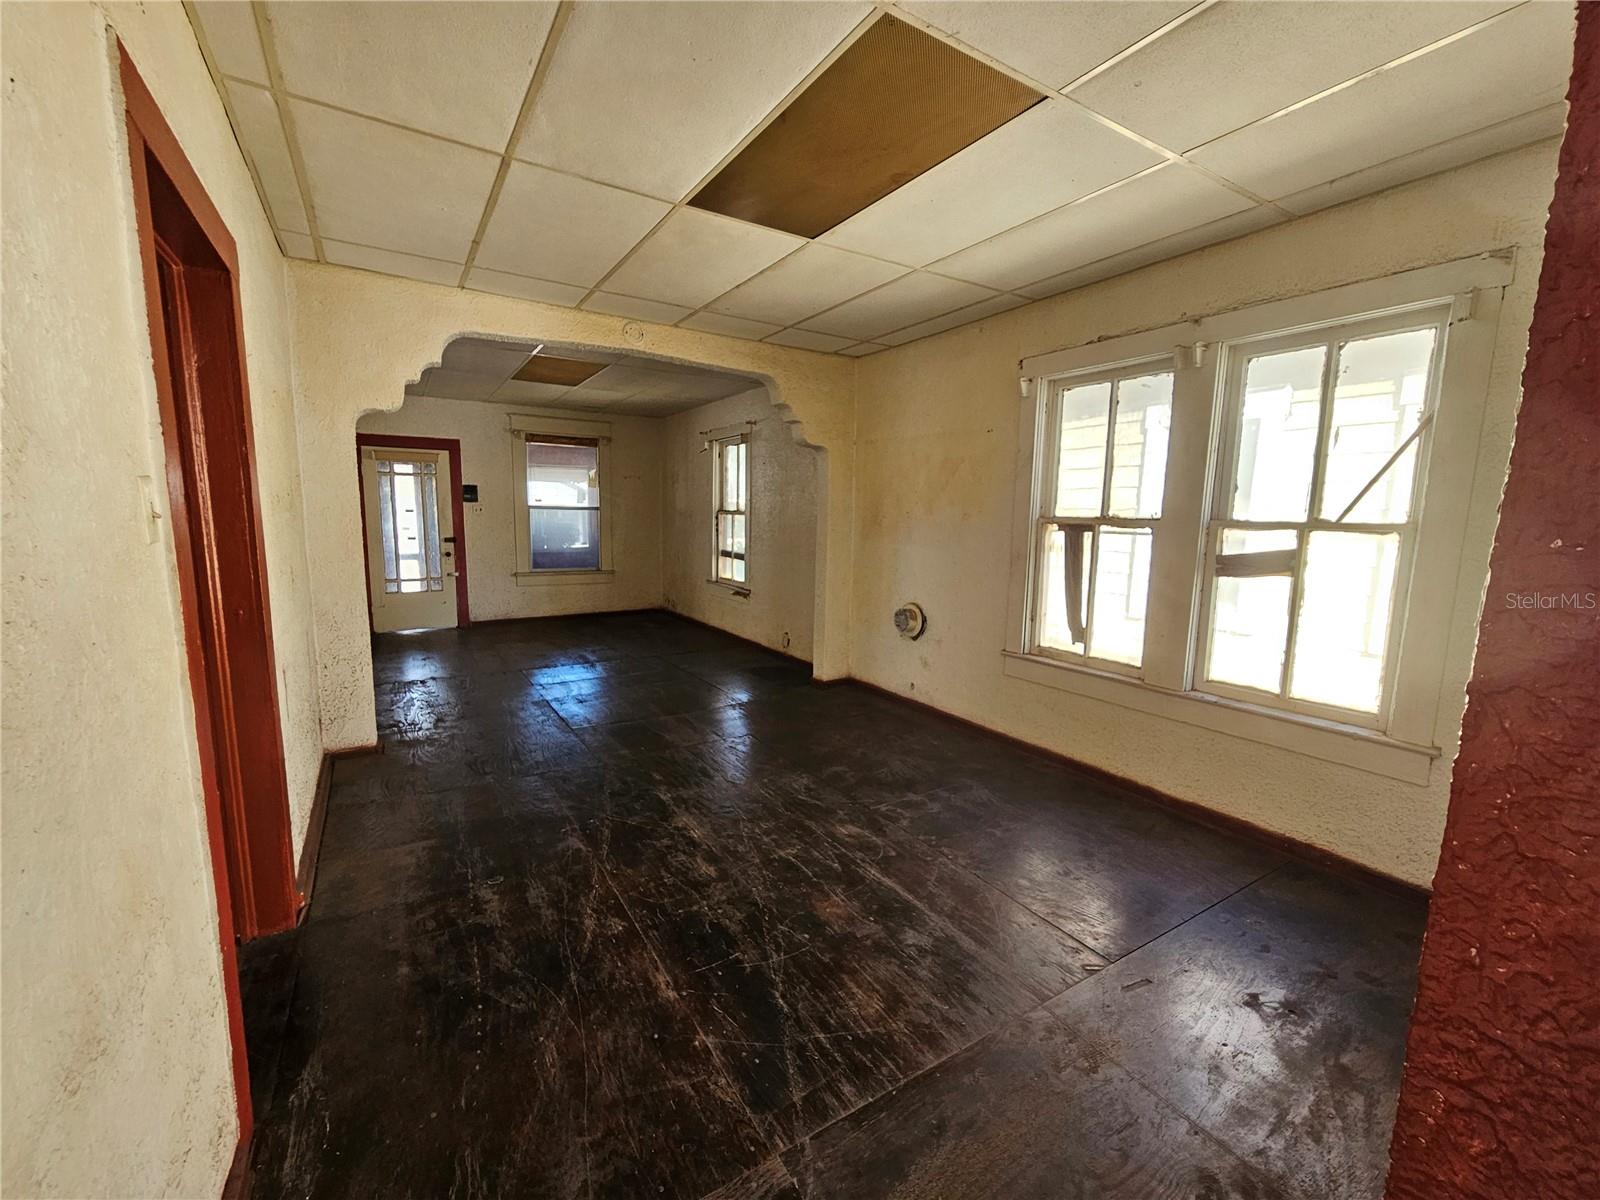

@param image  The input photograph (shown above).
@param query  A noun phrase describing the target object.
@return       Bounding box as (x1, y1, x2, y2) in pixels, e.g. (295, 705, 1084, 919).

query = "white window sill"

(514, 568, 615, 587)
(705, 579, 751, 599)
(1000, 650, 1439, 784)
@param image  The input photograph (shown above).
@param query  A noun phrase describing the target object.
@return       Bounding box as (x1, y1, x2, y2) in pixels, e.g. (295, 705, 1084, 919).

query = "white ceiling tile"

(708, 243, 907, 326)
(278, 230, 315, 259)
(1018, 205, 1284, 299)
(440, 337, 539, 378)
(1071, 1, 1517, 151)
(876, 293, 1028, 346)
(493, 379, 575, 404)
(678, 312, 783, 341)
(900, 1, 1196, 88)
(838, 342, 889, 357)
(1189, 3, 1576, 201)
(264, 1, 557, 150)
(475, 162, 671, 287)
(578, 363, 683, 397)
(1276, 103, 1569, 217)
(411, 367, 504, 402)
(191, 1, 269, 85)
(764, 329, 857, 353)
(933, 164, 1252, 292)
(323, 240, 463, 286)
(821, 99, 1161, 267)
(465, 268, 589, 308)
(601, 209, 802, 309)
(581, 292, 695, 325)
(798, 272, 998, 341)
(628, 372, 756, 403)
(224, 82, 308, 234)
(290, 100, 499, 261)
(515, 1, 871, 199)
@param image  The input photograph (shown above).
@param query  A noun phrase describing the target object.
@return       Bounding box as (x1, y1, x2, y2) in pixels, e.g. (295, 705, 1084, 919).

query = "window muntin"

(1200, 312, 1444, 721)
(1032, 367, 1174, 670)
(525, 436, 600, 571)
(374, 456, 443, 594)
(713, 434, 748, 584)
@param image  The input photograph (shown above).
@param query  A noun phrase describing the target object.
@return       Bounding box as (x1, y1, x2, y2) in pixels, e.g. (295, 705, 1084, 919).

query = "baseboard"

(843, 678, 1430, 901)
(659, 605, 815, 669)
(295, 744, 379, 923)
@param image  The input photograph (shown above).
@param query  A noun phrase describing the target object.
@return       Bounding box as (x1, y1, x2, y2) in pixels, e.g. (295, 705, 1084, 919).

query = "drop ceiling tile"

(1071, 1, 1516, 151)
(440, 337, 541, 378)
(279, 230, 315, 259)
(264, 1, 558, 150)
(821, 99, 1160, 266)
(1018, 205, 1284, 299)
(475, 162, 671, 288)
(410, 367, 504, 402)
(601, 209, 803, 309)
(629, 372, 756, 403)
(838, 342, 889, 357)
(1275, 103, 1569, 217)
(323, 239, 463, 286)
(465, 268, 589, 308)
(900, 1, 1196, 88)
(798, 272, 998, 341)
(1189, 3, 1576, 201)
(708, 243, 907, 326)
(191, 1, 269, 85)
(876, 293, 1028, 346)
(493, 379, 575, 404)
(678, 312, 783, 341)
(932, 163, 1252, 293)
(515, 1, 872, 200)
(580, 293, 695, 326)
(577, 363, 684, 398)
(290, 100, 499, 261)
(764, 329, 857, 353)
(224, 82, 308, 234)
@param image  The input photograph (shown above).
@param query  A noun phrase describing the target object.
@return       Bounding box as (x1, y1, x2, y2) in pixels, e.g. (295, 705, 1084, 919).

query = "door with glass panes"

(361, 446, 458, 632)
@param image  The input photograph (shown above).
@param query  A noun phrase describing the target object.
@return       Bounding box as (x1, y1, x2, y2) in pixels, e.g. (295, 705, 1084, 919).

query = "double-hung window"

(1200, 310, 1444, 722)
(713, 433, 749, 585)
(524, 435, 601, 571)
(1008, 257, 1509, 779)
(1035, 366, 1173, 669)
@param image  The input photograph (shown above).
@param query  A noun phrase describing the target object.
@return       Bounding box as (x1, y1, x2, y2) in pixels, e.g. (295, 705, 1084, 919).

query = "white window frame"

(509, 411, 615, 584)
(710, 430, 750, 591)
(1004, 255, 1513, 783)
(1029, 357, 1176, 678)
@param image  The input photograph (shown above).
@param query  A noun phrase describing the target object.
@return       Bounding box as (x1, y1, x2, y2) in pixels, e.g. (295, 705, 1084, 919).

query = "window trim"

(508, 411, 614, 582)
(1027, 355, 1175, 677)
(710, 429, 751, 592)
(1005, 253, 1515, 782)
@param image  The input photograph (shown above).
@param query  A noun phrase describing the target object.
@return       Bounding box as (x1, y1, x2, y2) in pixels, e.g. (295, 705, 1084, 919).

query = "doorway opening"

(356, 434, 470, 632)
(121, 44, 300, 1140)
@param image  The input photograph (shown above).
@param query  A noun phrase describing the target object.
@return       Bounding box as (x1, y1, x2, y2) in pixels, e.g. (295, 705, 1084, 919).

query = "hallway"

(243, 612, 1426, 1200)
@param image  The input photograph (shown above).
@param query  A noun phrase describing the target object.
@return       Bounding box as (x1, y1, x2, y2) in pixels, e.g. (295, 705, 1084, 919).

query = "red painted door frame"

(355, 434, 472, 628)
(121, 43, 299, 1141)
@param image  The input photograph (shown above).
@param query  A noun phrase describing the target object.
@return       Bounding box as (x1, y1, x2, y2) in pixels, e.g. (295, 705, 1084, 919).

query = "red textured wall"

(1385, 5, 1600, 1197)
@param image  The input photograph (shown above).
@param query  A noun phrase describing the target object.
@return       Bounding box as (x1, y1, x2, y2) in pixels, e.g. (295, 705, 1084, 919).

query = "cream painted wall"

(1, 3, 324, 1197)
(850, 142, 1561, 888)
(662, 389, 820, 659)
(286, 261, 856, 751)
(357, 395, 666, 620)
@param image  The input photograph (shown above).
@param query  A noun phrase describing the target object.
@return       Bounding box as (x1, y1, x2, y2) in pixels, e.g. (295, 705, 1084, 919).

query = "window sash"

(713, 435, 749, 584)
(1028, 365, 1172, 674)
(524, 434, 602, 572)
(1194, 305, 1449, 725)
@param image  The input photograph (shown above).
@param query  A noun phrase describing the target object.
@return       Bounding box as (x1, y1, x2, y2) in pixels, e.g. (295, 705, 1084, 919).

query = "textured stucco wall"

(357, 395, 667, 620)
(1387, 7, 1599, 1194)
(662, 388, 820, 659)
(850, 141, 1563, 887)
(1, 2, 323, 1196)
(286, 261, 855, 751)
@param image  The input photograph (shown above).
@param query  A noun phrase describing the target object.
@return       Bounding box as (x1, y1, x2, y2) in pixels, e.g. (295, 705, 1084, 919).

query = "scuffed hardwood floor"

(241, 611, 1427, 1199)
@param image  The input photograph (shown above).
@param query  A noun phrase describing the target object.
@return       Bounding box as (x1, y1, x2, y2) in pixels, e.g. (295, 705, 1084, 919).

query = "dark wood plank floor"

(241, 610, 1428, 1200)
